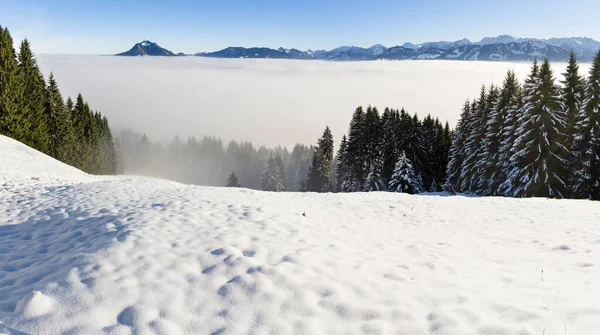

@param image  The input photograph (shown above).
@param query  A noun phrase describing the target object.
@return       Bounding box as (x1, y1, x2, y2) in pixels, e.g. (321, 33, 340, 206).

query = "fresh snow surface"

(1, 134, 600, 334)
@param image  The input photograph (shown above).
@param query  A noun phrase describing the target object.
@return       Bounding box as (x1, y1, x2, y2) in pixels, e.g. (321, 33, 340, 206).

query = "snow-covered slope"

(1, 134, 600, 334)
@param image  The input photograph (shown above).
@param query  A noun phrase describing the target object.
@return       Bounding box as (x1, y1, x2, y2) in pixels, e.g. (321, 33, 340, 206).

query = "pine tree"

(274, 154, 286, 190)
(388, 151, 422, 194)
(226, 172, 241, 187)
(482, 72, 519, 195)
(511, 59, 569, 198)
(61, 97, 77, 164)
(364, 157, 384, 191)
(419, 114, 436, 190)
(430, 118, 447, 191)
(44, 73, 67, 159)
(343, 107, 366, 192)
(441, 121, 452, 188)
(444, 101, 471, 193)
(502, 61, 540, 196)
(497, 72, 524, 196)
(573, 50, 600, 199)
(402, 113, 427, 186)
(261, 155, 285, 192)
(363, 106, 381, 169)
(560, 51, 586, 197)
(460, 85, 487, 193)
(18, 39, 48, 153)
(380, 108, 399, 185)
(0, 26, 24, 138)
(335, 134, 348, 192)
(304, 126, 334, 192)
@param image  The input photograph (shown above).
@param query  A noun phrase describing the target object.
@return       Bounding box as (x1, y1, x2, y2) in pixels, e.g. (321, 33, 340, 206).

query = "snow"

(446, 49, 464, 59)
(2, 134, 600, 334)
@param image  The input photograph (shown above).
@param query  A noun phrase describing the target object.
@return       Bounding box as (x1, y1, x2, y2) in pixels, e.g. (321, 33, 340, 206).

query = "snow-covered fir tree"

(261, 155, 285, 192)
(560, 51, 586, 197)
(572, 51, 600, 199)
(335, 134, 348, 192)
(473, 85, 499, 194)
(388, 151, 422, 194)
(381, 108, 400, 185)
(303, 126, 334, 192)
(274, 153, 286, 190)
(364, 158, 385, 192)
(460, 86, 487, 193)
(444, 101, 471, 193)
(225, 172, 240, 187)
(501, 60, 540, 196)
(510, 59, 569, 198)
(342, 107, 367, 192)
(496, 71, 523, 196)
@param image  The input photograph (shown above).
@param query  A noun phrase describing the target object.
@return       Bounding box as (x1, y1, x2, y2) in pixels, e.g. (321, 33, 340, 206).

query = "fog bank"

(36, 55, 589, 147)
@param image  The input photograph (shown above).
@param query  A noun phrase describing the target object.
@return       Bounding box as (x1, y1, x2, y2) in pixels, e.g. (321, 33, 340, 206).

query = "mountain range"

(116, 35, 600, 62)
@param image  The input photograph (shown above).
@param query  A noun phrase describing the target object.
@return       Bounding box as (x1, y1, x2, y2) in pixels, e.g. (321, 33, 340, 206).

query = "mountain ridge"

(116, 35, 600, 61)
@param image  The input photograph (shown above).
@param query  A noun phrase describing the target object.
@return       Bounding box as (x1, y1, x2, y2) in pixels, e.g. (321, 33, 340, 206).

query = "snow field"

(1, 134, 600, 334)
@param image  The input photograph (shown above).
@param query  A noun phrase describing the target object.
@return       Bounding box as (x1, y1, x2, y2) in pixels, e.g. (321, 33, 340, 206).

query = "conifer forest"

(0, 26, 117, 174)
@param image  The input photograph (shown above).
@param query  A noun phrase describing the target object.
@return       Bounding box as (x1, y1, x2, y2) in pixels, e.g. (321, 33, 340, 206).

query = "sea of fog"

(36, 55, 590, 148)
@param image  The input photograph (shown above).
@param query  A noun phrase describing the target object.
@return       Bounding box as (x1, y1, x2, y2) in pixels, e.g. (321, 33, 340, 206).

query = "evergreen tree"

(44, 73, 66, 159)
(402, 113, 426, 185)
(274, 154, 286, 190)
(419, 114, 436, 190)
(430, 117, 447, 191)
(342, 107, 366, 192)
(444, 101, 471, 193)
(226, 172, 241, 187)
(471, 85, 498, 194)
(511, 59, 569, 198)
(261, 155, 285, 192)
(573, 50, 600, 199)
(460, 85, 487, 193)
(380, 108, 399, 186)
(363, 106, 382, 169)
(18, 39, 48, 152)
(335, 134, 348, 192)
(483, 73, 519, 195)
(364, 157, 384, 191)
(0, 26, 24, 138)
(497, 72, 524, 196)
(388, 151, 422, 194)
(502, 61, 539, 196)
(560, 51, 586, 197)
(304, 126, 334, 192)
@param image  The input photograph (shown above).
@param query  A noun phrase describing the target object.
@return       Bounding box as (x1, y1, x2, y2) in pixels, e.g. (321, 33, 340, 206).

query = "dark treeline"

(120, 106, 452, 194)
(304, 106, 452, 193)
(0, 26, 117, 174)
(445, 51, 600, 200)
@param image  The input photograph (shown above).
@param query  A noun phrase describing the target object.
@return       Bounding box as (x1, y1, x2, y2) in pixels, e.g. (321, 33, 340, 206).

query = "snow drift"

(1, 134, 599, 334)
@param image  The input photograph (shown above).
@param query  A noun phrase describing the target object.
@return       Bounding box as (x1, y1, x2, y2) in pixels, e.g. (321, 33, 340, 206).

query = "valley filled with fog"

(37, 55, 589, 148)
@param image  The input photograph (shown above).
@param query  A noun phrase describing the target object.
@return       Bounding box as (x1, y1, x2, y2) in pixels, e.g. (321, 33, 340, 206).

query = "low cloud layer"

(37, 56, 589, 148)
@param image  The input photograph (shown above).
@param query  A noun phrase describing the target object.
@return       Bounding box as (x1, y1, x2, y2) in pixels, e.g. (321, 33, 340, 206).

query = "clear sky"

(1, 0, 599, 54)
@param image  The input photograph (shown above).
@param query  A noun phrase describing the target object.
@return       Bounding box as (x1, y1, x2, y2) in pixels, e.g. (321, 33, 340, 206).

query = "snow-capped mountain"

(118, 35, 600, 61)
(116, 40, 177, 56)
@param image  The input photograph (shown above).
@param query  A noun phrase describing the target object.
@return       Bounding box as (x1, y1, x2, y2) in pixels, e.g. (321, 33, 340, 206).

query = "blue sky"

(1, 0, 598, 54)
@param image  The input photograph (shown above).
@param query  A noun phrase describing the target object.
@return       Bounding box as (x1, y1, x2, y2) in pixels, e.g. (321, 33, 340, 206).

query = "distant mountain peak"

(117, 35, 600, 62)
(116, 40, 177, 56)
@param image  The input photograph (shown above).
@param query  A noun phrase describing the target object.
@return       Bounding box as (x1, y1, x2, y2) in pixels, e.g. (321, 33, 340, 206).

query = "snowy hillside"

(1, 134, 600, 334)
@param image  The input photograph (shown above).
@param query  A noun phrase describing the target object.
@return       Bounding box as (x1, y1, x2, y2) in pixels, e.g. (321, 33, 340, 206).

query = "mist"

(36, 55, 590, 148)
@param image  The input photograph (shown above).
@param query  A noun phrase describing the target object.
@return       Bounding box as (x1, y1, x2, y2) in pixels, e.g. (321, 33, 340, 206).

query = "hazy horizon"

(3, 1, 599, 54)
(36, 55, 591, 148)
